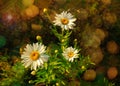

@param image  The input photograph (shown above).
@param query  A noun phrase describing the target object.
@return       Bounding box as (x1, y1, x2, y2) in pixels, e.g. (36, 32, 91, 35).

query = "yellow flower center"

(61, 18, 69, 25)
(30, 51, 39, 61)
(68, 52, 74, 58)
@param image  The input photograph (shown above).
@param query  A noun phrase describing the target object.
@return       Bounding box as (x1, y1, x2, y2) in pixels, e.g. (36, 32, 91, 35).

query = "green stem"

(61, 28, 65, 51)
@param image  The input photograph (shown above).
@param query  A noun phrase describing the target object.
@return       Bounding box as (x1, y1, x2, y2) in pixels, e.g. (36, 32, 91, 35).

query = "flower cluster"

(20, 11, 93, 86)
(21, 11, 78, 70)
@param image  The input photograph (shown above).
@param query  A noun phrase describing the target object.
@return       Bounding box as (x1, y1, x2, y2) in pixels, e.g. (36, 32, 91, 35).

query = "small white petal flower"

(62, 47, 79, 62)
(53, 11, 76, 30)
(21, 43, 49, 70)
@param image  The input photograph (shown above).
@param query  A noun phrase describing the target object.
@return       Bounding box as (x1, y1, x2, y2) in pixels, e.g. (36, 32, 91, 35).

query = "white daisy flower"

(62, 47, 79, 62)
(21, 43, 49, 70)
(53, 11, 76, 30)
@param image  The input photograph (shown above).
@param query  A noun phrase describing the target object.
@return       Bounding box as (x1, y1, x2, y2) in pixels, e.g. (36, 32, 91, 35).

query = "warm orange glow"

(30, 51, 39, 61)
(61, 18, 69, 25)
(68, 52, 74, 58)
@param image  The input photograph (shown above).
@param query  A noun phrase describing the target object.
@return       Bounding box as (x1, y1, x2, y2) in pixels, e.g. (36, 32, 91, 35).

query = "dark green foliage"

(0, 62, 26, 86)
(0, 36, 6, 48)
